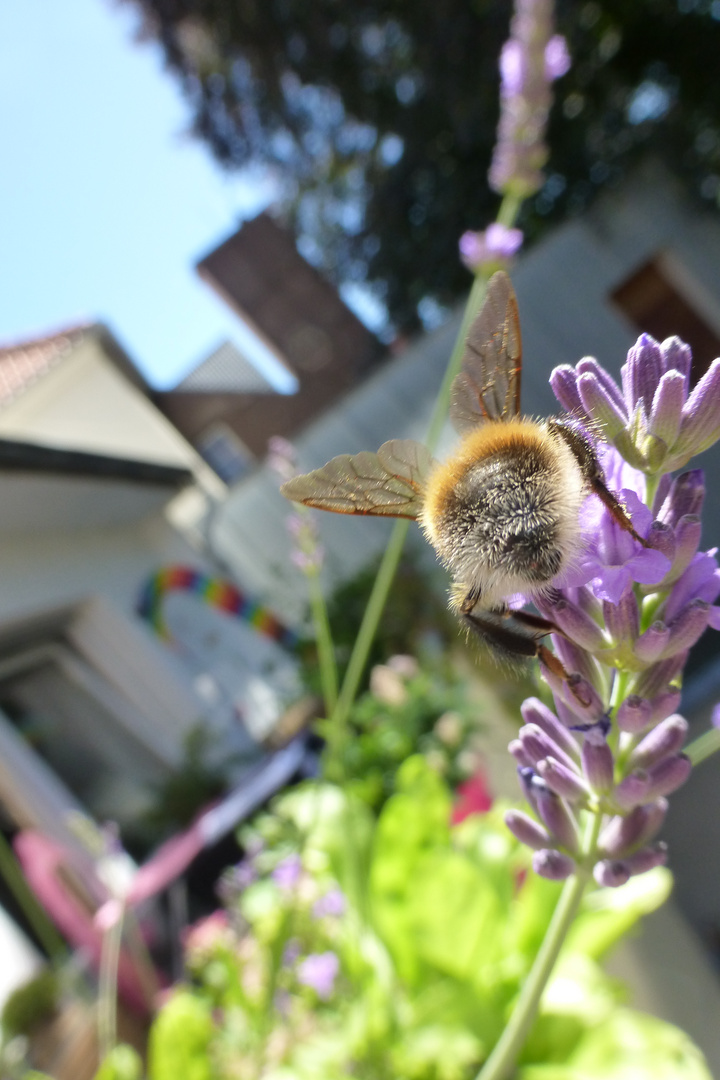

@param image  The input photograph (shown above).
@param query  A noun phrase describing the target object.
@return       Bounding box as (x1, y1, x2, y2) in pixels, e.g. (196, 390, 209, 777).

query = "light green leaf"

(148, 990, 214, 1080)
(93, 1044, 143, 1080)
(566, 868, 673, 960)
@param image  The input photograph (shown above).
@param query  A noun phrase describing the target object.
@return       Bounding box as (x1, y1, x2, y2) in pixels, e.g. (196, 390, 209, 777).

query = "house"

(0, 325, 304, 861)
(153, 212, 386, 477)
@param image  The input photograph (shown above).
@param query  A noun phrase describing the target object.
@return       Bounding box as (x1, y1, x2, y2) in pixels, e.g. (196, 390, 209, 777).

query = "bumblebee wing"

(449, 270, 522, 433)
(280, 439, 435, 519)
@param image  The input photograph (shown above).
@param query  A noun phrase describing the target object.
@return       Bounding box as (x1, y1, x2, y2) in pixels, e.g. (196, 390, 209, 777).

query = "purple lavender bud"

(665, 551, 720, 622)
(634, 622, 670, 665)
(543, 596, 606, 652)
(603, 593, 640, 645)
(577, 372, 628, 440)
(565, 674, 607, 722)
(622, 334, 663, 412)
(581, 728, 615, 794)
(658, 470, 705, 527)
(297, 951, 340, 999)
(599, 799, 668, 857)
(645, 522, 676, 568)
(535, 785, 579, 851)
(520, 697, 581, 761)
(533, 848, 575, 881)
(649, 370, 686, 447)
(545, 34, 571, 79)
(660, 336, 692, 388)
(575, 357, 627, 414)
(633, 652, 688, 700)
(678, 358, 720, 456)
(669, 516, 702, 581)
(518, 766, 540, 814)
(649, 688, 683, 724)
(504, 809, 552, 850)
(272, 854, 303, 890)
(509, 738, 533, 769)
(616, 695, 653, 734)
(645, 753, 692, 799)
(629, 715, 688, 771)
(519, 723, 578, 774)
(623, 842, 668, 877)
(313, 888, 346, 919)
(660, 599, 711, 657)
(459, 225, 524, 272)
(613, 771, 650, 811)
(594, 859, 631, 888)
(550, 365, 585, 417)
(537, 756, 589, 802)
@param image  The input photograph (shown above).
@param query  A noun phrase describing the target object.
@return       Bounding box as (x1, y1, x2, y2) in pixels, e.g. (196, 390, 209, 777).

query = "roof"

(0, 324, 90, 406)
(177, 339, 274, 393)
(0, 438, 192, 488)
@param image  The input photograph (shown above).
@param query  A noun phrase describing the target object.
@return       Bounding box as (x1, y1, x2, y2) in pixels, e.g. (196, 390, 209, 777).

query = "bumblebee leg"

(548, 418, 647, 545)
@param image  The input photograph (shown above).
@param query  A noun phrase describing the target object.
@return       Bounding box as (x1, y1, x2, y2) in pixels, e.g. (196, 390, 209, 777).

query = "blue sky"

(0, 0, 298, 389)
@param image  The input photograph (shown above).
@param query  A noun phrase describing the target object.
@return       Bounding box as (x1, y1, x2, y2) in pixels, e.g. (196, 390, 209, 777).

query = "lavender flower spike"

(489, 0, 569, 198)
(551, 335, 720, 474)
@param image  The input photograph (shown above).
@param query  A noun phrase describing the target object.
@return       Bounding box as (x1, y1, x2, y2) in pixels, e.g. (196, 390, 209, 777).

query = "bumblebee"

(281, 272, 643, 673)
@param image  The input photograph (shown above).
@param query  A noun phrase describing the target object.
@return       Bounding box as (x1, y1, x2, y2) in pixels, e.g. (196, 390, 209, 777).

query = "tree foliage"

(121, 0, 720, 331)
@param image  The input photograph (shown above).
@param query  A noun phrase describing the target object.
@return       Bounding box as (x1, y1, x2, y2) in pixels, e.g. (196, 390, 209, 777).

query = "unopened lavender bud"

(616, 695, 652, 734)
(645, 521, 676, 565)
(660, 336, 692, 388)
(629, 715, 688, 771)
(545, 596, 606, 651)
(649, 370, 685, 447)
(660, 599, 710, 657)
(670, 516, 702, 580)
(550, 365, 585, 417)
(678, 358, 720, 456)
(624, 841, 668, 877)
(594, 859, 631, 888)
(577, 373, 627, 440)
(634, 622, 670, 665)
(518, 766, 540, 814)
(622, 334, 663, 412)
(533, 849, 575, 881)
(645, 753, 692, 799)
(599, 799, 668, 857)
(520, 697, 580, 761)
(535, 786, 579, 851)
(519, 724, 577, 774)
(564, 675, 606, 721)
(537, 756, 589, 802)
(581, 729, 614, 794)
(603, 593, 639, 645)
(504, 809, 551, 850)
(659, 470, 705, 527)
(576, 357, 627, 413)
(649, 688, 683, 724)
(509, 739, 533, 769)
(613, 771, 650, 811)
(633, 653, 688, 700)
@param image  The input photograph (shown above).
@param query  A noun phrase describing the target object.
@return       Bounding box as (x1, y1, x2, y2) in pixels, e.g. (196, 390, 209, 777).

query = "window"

(611, 253, 720, 384)
(197, 422, 254, 484)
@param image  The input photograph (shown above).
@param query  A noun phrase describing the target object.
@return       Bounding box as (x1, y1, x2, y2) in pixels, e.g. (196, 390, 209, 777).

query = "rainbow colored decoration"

(137, 566, 299, 650)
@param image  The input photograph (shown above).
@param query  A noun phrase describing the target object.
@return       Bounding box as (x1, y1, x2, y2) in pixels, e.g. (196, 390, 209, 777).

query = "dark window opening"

(611, 256, 720, 385)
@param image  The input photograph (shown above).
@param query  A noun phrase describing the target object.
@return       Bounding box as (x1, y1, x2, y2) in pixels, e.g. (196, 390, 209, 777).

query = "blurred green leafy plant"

(90, 758, 709, 1080)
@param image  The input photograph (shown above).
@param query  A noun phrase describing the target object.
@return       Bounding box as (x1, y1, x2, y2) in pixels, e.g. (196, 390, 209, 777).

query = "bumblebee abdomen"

(421, 420, 586, 604)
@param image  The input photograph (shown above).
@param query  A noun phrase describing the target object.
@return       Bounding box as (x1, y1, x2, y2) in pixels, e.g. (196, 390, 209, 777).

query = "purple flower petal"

(297, 952, 339, 999)
(545, 35, 571, 80)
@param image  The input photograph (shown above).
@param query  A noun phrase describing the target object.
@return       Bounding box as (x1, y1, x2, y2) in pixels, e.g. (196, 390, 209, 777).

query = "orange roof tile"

(0, 324, 90, 406)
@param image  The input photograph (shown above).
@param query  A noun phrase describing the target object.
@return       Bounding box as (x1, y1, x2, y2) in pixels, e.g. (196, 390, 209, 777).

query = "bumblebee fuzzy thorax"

(420, 419, 587, 609)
